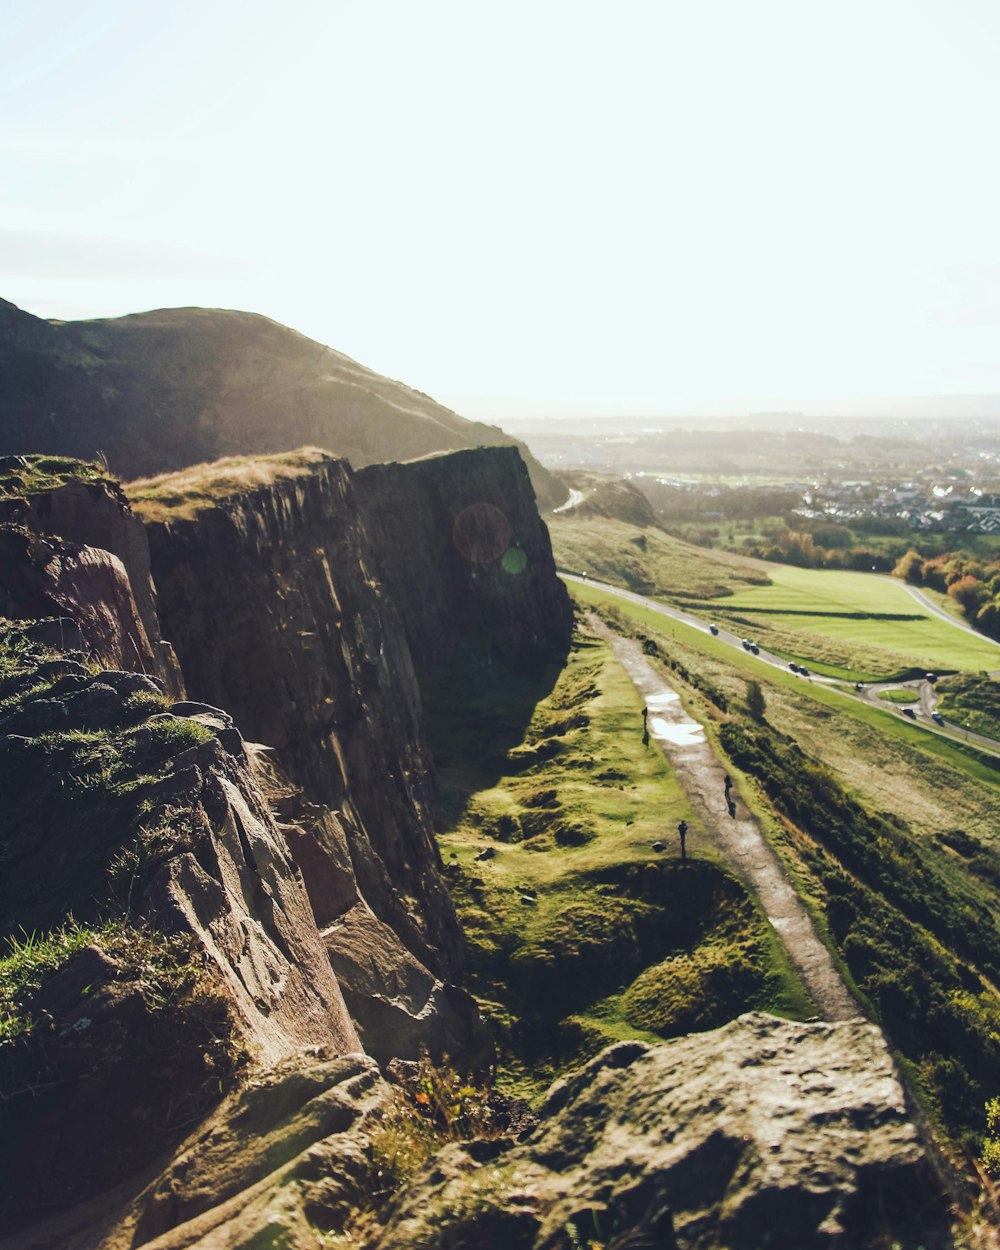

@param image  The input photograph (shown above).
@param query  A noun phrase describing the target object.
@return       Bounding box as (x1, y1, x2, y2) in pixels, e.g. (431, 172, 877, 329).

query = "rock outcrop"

(355, 447, 573, 683)
(374, 1014, 956, 1250)
(2, 1016, 957, 1250)
(0, 455, 182, 691)
(0, 297, 566, 508)
(0, 624, 358, 1230)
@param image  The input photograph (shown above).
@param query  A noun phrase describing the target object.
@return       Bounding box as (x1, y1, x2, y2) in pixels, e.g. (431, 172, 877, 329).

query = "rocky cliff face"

(0, 297, 566, 509)
(0, 620, 358, 1229)
(134, 452, 462, 983)
(0, 455, 182, 691)
(355, 447, 573, 684)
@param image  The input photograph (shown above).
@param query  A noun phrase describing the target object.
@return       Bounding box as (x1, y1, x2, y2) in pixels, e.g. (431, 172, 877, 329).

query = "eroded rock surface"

(374, 1014, 955, 1250)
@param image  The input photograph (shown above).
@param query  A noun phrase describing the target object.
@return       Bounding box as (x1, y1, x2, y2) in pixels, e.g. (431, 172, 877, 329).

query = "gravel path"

(593, 617, 860, 1022)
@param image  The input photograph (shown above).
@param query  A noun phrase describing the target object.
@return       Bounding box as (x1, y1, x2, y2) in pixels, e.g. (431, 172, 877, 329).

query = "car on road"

(854, 682, 863, 691)
(799, 667, 810, 677)
(709, 623, 719, 635)
(926, 673, 937, 684)
(742, 639, 751, 650)
(931, 712, 944, 725)
(903, 707, 917, 719)
(789, 662, 800, 673)
(749, 643, 760, 655)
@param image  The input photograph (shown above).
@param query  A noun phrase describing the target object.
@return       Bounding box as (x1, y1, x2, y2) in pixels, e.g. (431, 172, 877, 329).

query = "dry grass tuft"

(127, 447, 335, 522)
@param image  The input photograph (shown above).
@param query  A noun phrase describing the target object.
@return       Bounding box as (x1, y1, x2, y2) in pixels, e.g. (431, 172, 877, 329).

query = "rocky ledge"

(4, 1014, 955, 1250)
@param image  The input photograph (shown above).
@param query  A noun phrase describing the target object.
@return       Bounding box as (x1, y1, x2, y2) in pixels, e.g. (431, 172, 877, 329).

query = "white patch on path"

(592, 615, 859, 1023)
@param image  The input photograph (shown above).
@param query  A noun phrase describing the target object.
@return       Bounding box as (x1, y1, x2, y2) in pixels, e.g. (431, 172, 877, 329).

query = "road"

(562, 570, 1000, 757)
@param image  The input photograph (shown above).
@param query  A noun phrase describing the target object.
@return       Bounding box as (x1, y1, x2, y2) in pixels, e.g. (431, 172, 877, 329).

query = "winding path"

(590, 616, 860, 1023)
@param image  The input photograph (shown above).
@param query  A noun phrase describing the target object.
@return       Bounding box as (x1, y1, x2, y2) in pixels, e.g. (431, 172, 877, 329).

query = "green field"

(714, 566, 1000, 675)
(877, 687, 919, 704)
(425, 629, 813, 1101)
(549, 514, 1000, 678)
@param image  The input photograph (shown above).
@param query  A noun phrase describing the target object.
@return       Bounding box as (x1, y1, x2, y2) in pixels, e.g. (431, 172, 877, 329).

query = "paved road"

(563, 570, 1000, 757)
(592, 617, 859, 1022)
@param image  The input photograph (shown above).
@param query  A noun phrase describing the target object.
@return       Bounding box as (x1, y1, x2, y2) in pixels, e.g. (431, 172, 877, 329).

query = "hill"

(0, 298, 565, 508)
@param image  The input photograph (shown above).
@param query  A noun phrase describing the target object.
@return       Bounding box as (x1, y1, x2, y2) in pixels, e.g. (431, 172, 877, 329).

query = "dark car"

(709, 623, 719, 636)
(903, 707, 917, 719)
(749, 643, 760, 655)
(790, 662, 800, 673)
(799, 667, 810, 677)
(742, 639, 751, 650)
(931, 712, 944, 725)
(926, 673, 938, 684)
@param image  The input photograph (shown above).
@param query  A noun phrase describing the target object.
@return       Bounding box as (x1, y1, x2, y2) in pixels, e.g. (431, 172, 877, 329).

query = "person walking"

(677, 819, 688, 861)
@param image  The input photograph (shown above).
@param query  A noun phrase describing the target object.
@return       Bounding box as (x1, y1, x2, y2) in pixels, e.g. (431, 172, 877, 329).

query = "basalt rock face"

(0, 297, 567, 509)
(139, 454, 462, 984)
(355, 446, 573, 684)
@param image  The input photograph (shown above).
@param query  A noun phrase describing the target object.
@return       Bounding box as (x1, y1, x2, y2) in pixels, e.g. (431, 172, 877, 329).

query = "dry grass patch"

(128, 447, 333, 522)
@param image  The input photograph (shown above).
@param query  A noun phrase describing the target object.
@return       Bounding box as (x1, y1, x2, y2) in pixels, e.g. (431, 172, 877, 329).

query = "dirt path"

(592, 617, 859, 1022)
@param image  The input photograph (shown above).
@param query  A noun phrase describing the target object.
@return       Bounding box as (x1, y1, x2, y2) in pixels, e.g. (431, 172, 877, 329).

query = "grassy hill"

(0, 298, 565, 509)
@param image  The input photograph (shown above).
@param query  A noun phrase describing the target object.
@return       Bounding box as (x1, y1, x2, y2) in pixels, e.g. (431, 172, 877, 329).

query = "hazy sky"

(3, 0, 1000, 418)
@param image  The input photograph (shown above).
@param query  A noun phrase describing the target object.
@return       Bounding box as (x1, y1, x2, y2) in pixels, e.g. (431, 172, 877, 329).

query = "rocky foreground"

(6, 1015, 955, 1250)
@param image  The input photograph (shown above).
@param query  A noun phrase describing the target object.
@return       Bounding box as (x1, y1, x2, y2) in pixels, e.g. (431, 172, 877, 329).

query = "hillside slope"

(0, 298, 566, 509)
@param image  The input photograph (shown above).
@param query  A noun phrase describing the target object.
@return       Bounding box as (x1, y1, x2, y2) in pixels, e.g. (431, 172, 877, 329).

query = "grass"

(878, 688, 920, 704)
(936, 674, 1000, 739)
(549, 514, 770, 598)
(127, 446, 333, 522)
(427, 626, 813, 1103)
(706, 566, 1000, 675)
(581, 594, 1000, 1148)
(570, 579, 1000, 789)
(0, 453, 111, 498)
(0, 617, 219, 933)
(554, 514, 1000, 678)
(0, 919, 246, 1228)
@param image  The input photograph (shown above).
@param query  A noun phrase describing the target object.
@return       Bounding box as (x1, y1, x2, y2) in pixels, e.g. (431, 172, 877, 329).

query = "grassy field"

(572, 591, 1000, 1147)
(548, 514, 770, 598)
(877, 687, 919, 704)
(700, 566, 1000, 674)
(570, 580, 1000, 798)
(554, 515, 1000, 678)
(425, 628, 813, 1102)
(936, 674, 1000, 740)
(127, 447, 331, 522)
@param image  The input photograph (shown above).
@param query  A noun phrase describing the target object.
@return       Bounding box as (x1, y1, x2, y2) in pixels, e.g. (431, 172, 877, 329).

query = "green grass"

(554, 514, 1000, 677)
(549, 514, 771, 598)
(713, 566, 1000, 674)
(877, 688, 920, 704)
(427, 627, 813, 1103)
(936, 674, 1000, 739)
(0, 454, 111, 498)
(571, 579, 1000, 789)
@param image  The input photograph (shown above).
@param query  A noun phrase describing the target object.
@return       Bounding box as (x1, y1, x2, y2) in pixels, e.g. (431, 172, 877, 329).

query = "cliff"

(0, 618, 358, 1230)
(355, 446, 573, 684)
(0, 454, 182, 691)
(0, 298, 567, 509)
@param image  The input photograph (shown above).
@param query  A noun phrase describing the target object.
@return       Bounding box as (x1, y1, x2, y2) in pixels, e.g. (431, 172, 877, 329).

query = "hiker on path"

(642, 706, 650, 747)
(724, 773, 732, 795)
(727, 797, 737, 819)
(677, 819, 688, 861)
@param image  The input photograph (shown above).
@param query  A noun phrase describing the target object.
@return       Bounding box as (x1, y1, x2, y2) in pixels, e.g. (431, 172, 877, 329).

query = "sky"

(2, 0, 1000, 419)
